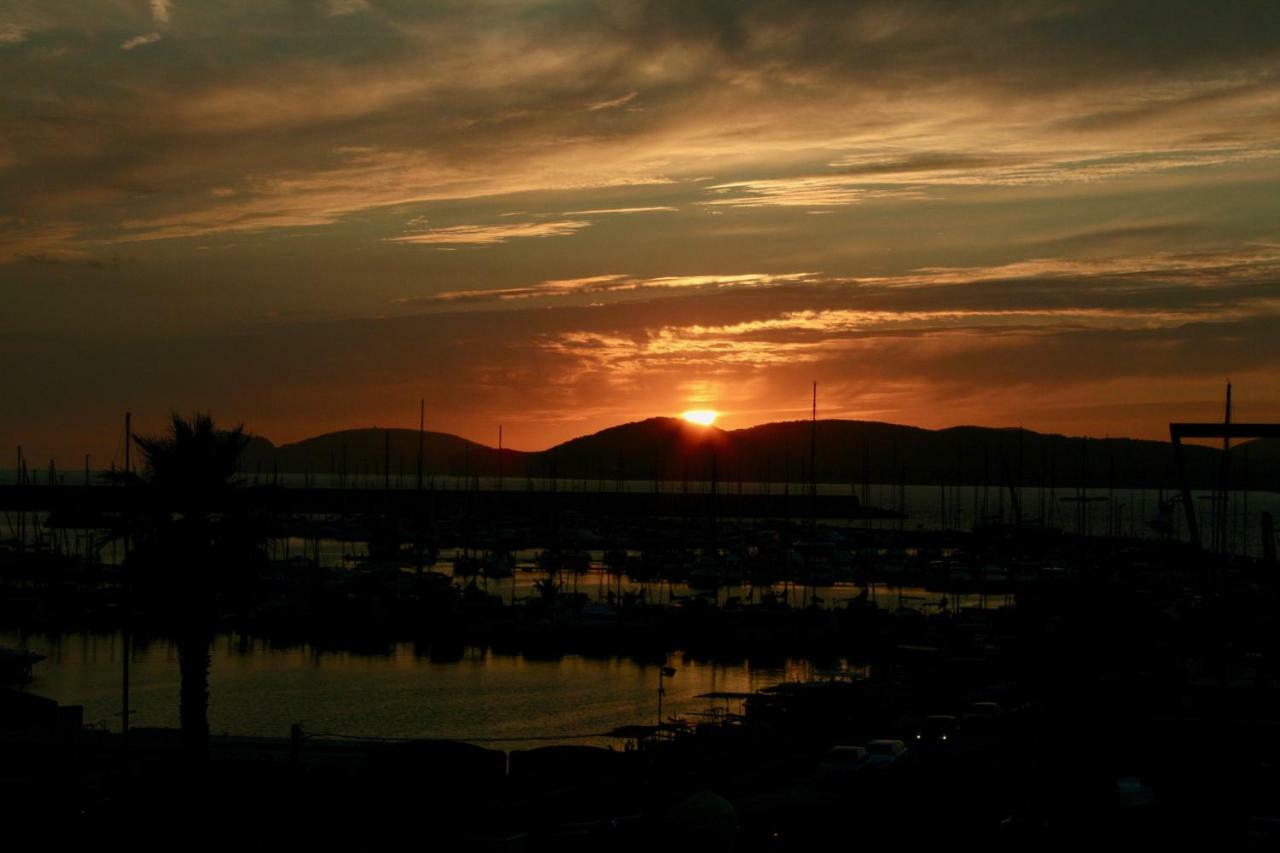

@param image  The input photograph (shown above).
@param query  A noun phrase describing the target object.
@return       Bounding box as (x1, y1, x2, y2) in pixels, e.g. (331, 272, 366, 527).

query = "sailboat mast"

(417, 399, 424, 492)
(122, 410, 132, 753)
(1219, 381, 1232, 553)
(809, 381, 817, 522)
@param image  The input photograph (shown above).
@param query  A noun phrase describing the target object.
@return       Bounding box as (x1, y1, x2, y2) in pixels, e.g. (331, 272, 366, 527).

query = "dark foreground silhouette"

(2, 414, 1279, 848)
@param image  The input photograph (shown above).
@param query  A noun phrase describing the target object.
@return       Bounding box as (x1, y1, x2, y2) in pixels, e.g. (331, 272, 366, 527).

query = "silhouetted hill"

(542, 417, 732, 482)
(538, 417, 1272, 490)
(236, 419, 1280, 491)
(239, 428, 531, 482)
(1236, 438, 1280, 472)
(241, 435, 276, 463)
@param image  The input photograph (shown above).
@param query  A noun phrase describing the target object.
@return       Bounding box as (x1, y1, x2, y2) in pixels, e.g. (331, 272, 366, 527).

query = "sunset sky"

(3, 1, 1280, 463)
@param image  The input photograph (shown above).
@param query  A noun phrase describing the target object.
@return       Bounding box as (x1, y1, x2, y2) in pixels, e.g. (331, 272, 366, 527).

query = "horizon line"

(245, 414, 1213, 456)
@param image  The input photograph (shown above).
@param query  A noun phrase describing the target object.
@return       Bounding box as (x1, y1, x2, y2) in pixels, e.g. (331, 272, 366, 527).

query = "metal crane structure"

(1170, 383, 1280, 553)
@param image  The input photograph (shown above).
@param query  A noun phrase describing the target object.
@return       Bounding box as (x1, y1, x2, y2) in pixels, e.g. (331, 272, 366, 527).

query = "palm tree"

(120, 413, 262, 759)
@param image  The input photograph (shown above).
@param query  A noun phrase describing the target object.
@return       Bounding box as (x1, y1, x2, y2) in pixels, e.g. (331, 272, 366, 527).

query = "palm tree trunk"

(176, 622, 211, 760)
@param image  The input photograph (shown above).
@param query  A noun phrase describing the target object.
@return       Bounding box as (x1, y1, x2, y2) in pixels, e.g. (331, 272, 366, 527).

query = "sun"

(681, 409, 719, 426)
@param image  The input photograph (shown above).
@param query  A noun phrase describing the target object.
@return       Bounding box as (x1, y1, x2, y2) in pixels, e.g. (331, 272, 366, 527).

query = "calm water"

(3, 630, 844, 749)
(6, 469, 1277, 557)
(334, 567, 1000, 610)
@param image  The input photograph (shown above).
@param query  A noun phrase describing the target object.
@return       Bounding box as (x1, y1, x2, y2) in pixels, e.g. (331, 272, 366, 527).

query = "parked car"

(865, 739, 908, 768)
(915, 714, 958, 745)
(818, 745, 869, 785)
(962, 701, 1005, 734)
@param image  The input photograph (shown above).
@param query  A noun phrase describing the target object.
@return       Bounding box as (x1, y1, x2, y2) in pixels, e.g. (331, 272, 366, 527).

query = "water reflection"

(3, 630, 845, 749)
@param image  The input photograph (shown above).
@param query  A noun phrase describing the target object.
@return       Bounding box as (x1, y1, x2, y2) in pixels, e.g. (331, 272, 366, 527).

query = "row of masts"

(3, 384, 1266, 555)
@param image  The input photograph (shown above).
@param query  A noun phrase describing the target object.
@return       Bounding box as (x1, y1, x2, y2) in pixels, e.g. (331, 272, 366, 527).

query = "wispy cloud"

(700, 145, 1280, 209)
(0, 221, 84, 264)
(413, 272, 818, 303)
(703, 177, 921, 207)
(327, 0, 369, 16)
(415, 275, 630, 303)
(0, 23, 27, 44)
(562, 206, 677, 215)
(5, 1, 1280, 258)
(149, 0, 171, 27)
(121, 32, 162, 51)
(587, 91, 638, 111)
(864, 245, 1280, 288)
(7, 0, 1280, 453)
(919, 149, 1277, 188)
(117, 0, 170, 51)
(518, 242, 1280, 403)
(388, 219, 592, 246)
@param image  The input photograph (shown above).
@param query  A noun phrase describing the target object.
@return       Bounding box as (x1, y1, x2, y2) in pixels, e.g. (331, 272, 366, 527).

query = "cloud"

(0, 23, 27, 44)
(388, 219, 592, 246)
(149, 0, 171, 27)
(8, 233, 1280, 459)
(413, 272, 819, 303)
(0, 221, 84, 264)
(587, 91, 638, 111)
(328, 0, 369, 16)
(392, 244, 1280, 313)
(118, 0, 170, 51)
(703, 177, 922, 207)
(562, 206, 677, 215)
(862, 245, 1280, 288)
(6, 0, 1280, 454)
(417, 275, 629, 303)
(4, 1, 1280, 258)
(500, 242, 1280, 407)
(810, 143, 1280, 196)
(121, 32, 162, 50)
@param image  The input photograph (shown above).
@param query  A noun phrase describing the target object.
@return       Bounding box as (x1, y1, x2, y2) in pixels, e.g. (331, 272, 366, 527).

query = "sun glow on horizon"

(681, 409, 719, 426)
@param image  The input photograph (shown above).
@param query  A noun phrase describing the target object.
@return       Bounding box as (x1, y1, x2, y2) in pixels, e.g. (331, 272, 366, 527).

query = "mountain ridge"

(237, 417, 1280, 491)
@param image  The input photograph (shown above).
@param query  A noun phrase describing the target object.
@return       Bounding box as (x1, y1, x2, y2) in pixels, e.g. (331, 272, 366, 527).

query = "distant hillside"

(236, 418, 1280, 491)
(239, 428, 530, 482)
(541, 417, 731, 481)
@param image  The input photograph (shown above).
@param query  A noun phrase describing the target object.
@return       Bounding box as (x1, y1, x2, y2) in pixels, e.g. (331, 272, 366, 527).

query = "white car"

(818, 745, 869, 782)
(865, 739, 908, 767)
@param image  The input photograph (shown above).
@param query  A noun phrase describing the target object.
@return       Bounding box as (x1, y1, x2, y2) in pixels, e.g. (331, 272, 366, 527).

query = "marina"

(6, 4, 1280, 843)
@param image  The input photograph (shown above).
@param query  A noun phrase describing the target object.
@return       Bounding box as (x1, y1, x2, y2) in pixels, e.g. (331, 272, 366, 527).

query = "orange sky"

(2, 2, 1280, 463)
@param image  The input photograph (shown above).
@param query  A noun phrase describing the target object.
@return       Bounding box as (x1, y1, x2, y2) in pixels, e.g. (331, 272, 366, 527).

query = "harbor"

(6, 4, 1280, 845)
(3, 396, 1279, 849)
